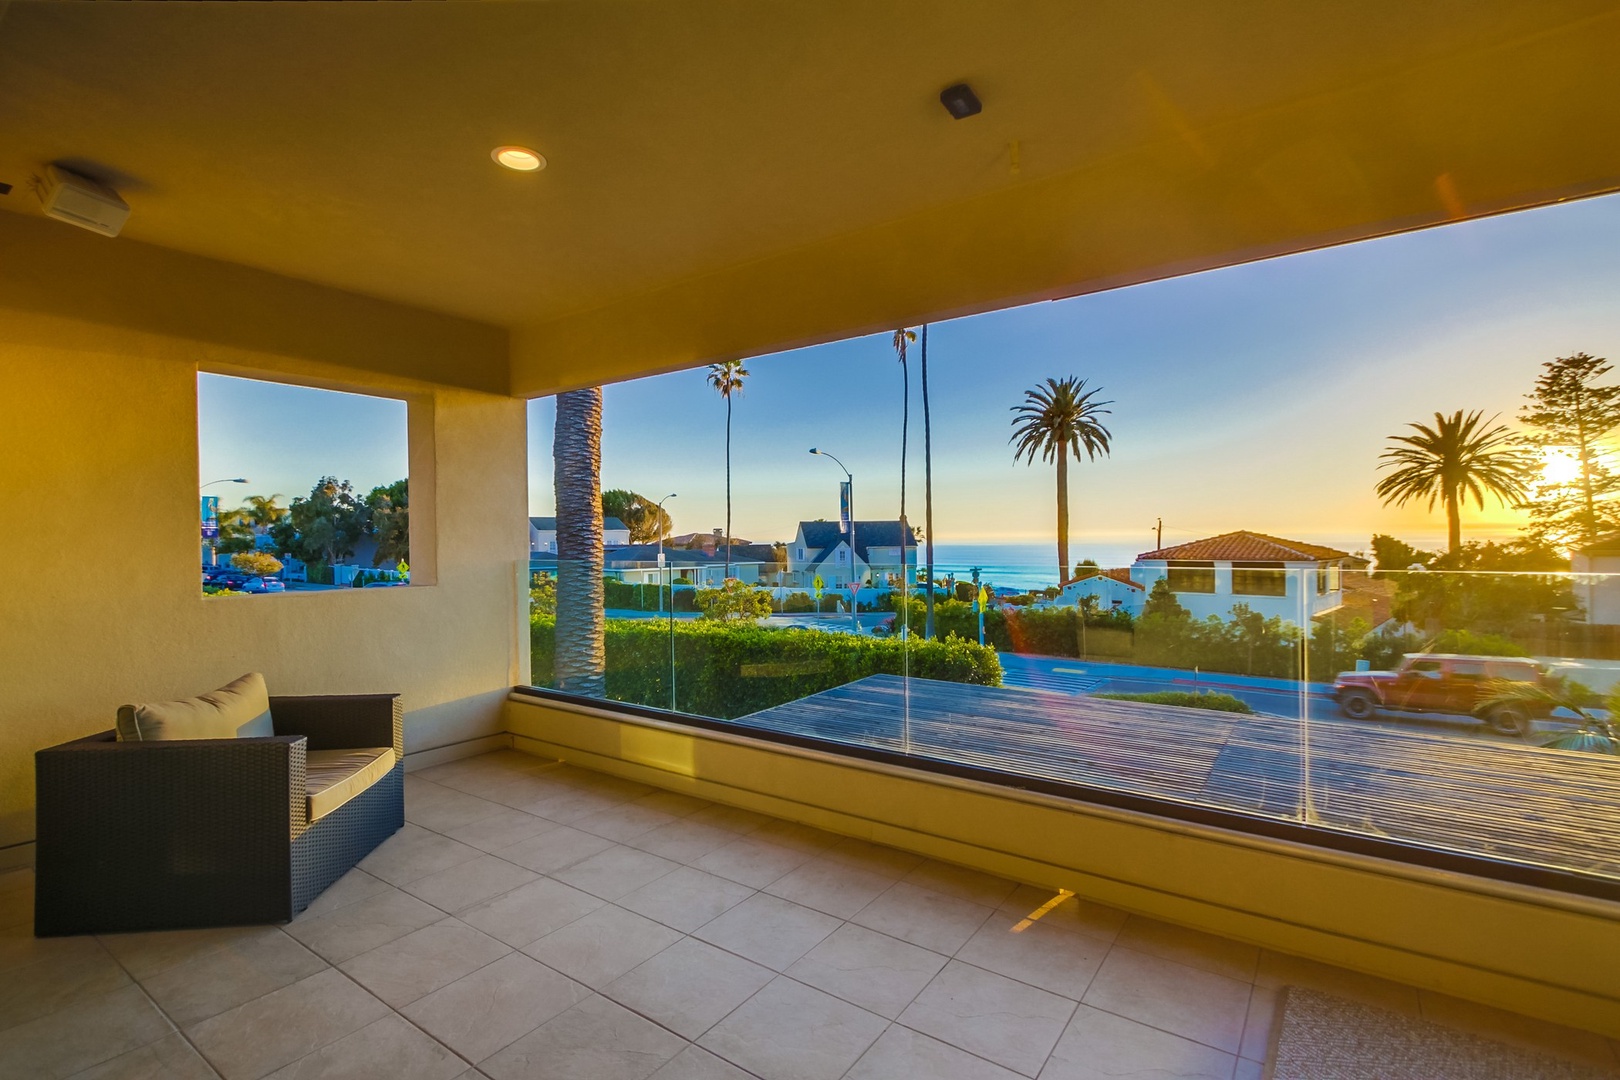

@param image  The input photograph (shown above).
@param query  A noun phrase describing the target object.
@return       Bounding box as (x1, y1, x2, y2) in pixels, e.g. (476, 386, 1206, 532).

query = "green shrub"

(783, 591, 815, 613)
(1425, 628, 1529, 657)
(530, 616, 1001, 718)
(1092, 690, 1253, 714)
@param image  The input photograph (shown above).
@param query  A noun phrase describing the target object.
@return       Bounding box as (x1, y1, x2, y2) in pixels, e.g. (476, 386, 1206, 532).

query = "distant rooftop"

(530, 516, 627, 531)
(1137, 530, 1350, 563)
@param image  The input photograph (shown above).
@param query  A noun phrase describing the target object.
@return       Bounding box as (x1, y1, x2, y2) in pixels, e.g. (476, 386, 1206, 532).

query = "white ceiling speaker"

(41, 165, 130, 237)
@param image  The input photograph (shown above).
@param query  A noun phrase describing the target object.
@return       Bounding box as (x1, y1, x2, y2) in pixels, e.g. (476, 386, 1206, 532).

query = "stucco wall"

(0, 300, 527, 858)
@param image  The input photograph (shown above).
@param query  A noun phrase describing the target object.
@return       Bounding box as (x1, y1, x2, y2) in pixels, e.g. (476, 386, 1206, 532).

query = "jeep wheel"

(1486, 705, 1532, 737)
(1339, 690, 1377, 721)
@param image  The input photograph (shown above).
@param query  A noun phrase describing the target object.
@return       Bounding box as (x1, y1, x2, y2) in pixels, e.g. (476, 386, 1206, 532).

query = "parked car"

(1332, 653, 1549, 735)
(205, 570, 251, 591)
(240, 576, 285, 594)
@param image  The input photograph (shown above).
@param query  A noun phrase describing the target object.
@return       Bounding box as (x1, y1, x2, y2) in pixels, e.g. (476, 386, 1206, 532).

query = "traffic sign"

(813, 575, 824, 599)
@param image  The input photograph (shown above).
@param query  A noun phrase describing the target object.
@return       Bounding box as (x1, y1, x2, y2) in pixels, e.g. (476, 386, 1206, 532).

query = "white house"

(1132, 531, 1349, 624)
(786, 520, 917, 590)
(1049, 568, 1146, 615)
(529, 515, 630, 553)
(1573, 533, 1620, 624)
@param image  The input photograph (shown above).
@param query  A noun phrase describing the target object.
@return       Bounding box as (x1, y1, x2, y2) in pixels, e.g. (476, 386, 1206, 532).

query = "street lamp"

(657, 493, 677, 711)
(809, 448, 859, 634)
(199, 478, 249, 567)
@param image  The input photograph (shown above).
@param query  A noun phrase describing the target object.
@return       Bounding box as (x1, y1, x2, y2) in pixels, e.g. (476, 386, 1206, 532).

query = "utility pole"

(1155, 517, 1163, 550)
(971, 566, 984, 647)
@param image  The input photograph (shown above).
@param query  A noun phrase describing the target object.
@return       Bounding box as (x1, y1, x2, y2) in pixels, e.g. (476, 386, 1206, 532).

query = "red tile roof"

(1137, 531, 1351, 563)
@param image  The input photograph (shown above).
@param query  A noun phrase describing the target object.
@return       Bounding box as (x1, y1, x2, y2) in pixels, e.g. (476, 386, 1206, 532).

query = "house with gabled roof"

(1131, 530, 1350, 623)
(529, 515, 630, 553)
(786, 519, 917, 590)
(1050, 567, 1148, 615)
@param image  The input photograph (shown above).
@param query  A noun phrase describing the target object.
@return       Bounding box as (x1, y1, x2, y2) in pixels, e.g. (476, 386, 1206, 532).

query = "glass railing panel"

(1304, 567, 1620, 884)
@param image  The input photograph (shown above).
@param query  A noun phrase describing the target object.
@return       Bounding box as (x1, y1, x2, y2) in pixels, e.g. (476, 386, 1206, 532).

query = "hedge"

(531, 616, 1001, 719)
(1092, 690, 1253, 714)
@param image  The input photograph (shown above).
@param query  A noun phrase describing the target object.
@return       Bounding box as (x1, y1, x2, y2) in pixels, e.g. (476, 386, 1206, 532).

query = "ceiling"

(2, 1, 1618, 393)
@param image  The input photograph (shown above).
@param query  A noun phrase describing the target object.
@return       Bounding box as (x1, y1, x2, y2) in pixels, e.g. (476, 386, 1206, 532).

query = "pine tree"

(1520, 353, 1620, 548)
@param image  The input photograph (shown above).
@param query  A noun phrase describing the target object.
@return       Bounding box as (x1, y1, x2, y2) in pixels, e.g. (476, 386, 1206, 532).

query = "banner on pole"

(200, 495, 220, 540)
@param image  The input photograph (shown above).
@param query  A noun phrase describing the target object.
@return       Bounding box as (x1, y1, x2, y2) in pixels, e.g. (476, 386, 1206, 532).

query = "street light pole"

(809, 449, 858, 634)
(656, 494, 677, 711)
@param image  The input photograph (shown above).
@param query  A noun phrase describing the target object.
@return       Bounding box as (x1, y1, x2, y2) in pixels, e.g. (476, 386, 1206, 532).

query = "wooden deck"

(741, 675, 1620, 882)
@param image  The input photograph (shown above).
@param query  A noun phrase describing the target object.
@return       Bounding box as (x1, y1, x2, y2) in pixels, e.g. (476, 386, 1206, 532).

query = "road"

(998, 653, 1574, 745)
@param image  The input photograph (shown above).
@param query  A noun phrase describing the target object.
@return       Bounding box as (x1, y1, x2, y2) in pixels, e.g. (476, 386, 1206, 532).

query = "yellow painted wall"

(0, 219, 529, 857)
(507, 696, 1620, 1037)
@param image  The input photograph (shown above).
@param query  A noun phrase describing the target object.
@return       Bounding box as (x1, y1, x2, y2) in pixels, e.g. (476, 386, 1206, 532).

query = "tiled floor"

(2, 748, 1617, 1079)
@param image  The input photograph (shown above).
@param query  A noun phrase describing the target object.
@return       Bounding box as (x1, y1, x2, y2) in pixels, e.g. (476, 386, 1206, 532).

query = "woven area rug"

(1270, 987, 1619, 1080)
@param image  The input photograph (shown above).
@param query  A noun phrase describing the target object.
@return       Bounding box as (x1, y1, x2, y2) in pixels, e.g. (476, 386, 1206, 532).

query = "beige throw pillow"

(115, 672, 274, 741)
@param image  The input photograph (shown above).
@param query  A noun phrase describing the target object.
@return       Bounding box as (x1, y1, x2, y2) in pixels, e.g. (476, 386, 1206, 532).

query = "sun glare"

(1540, 447, 1581, 486)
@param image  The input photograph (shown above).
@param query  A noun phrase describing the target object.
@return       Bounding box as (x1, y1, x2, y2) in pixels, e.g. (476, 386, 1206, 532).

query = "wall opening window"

(1167, 561, 1216, 593)
(198, 373, 410, 596)
(521, 189, 1620, 899)
(1233, 562, 1288, 596)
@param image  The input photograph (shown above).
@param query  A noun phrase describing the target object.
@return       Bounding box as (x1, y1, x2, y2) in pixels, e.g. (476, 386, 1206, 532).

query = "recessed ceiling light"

(939, 83, 982, 120)
(492, 146, 545, 172)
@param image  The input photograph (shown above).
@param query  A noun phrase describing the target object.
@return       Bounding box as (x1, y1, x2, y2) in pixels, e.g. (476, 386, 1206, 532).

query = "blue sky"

(200, 190, 1620, 565)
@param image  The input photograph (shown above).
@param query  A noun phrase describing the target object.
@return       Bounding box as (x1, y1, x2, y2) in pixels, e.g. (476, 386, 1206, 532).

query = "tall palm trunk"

(555, 388, 605, 697)
(1056, 445, 1070, 584)
(724, 394, 733, 581)
(899, 353, 909, 595)
(921, 325, 935, 639)
(1445, 484, 1461, 555)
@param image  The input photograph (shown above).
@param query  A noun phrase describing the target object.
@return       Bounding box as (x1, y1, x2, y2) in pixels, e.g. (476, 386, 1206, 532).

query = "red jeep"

(1332, 653, 1549, 736)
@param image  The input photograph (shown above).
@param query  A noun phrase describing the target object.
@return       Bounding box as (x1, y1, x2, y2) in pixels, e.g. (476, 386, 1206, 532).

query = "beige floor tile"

(0, 936, 132, 1031)
(1253, 950, 1422, 1015)
(496, 824, 615, 874)
(406, 788, 507, 834)
(698, 975, 887, 1080)
(99, 925, 262, 981)
(1082, 946, 1250, 1055)
(284, 887, 444, 964)
(186, 967, 389, 1080)
(626, 819, 740, 865)
(900, 959, 1076, 1077)
(851, 881, 995, 955)
(820, 837, 923, 878)
(0, 920, 108, 975)
(358, 825, 484, 886)
(694, 893, 841, 971)
(66, 1031, 218, 1080)
(617, 866, 755, 933)
(458, 876, 604, 948)
(763, 856, 895, 919)
(140, 927, 327, 1026)
(1041, 1004, 1236, 1080)
(1238, 983, 1277, 1063)
(563, 770, 657, 800)
(604, 937, 774, 1040)
(846, 1024, 1024, 1080)
(339, 917, 510, 1008)
(441, 809, 557, 854)
(572, 802, 681, 843)
(694, 835, 815, 889)
(1419, 990, 1620, 1068)
(1114, 915, 1259, 982)
(554, 845, 680, 901)
(748, 819, 841, 855)
(633, 791, 713, 819)
(262, 1014, 465, 1080)
(511, 786, 629, 824)
(684, 803, 770, 835)
(954, 916, 1107, 1001)
(786, 923, 948, 1019)
(903, 860, 1020, 907)
(647, 1044, 756, 1080)
(401, 854, 539, 914)
(997, 886, 1129, 943)
(522, 904, 681, 989)
(482, 993, 686, 1080)
(1234, 1056, 1265, 1080)
(295, 868, 391, 922)
(0, 985, 172, 1080)
(402, 952, 590, 1064)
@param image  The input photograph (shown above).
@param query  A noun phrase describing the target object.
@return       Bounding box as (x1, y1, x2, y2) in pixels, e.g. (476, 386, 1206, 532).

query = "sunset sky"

(202, 189, 1620, 566)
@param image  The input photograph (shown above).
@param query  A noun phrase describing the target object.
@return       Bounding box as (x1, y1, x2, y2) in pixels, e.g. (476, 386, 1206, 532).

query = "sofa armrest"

(270, 694, 403, 759)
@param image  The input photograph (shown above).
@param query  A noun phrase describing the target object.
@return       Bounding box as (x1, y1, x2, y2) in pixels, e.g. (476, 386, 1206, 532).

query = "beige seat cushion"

(116, 672, 273, 741)
(306, 747, 396, 822)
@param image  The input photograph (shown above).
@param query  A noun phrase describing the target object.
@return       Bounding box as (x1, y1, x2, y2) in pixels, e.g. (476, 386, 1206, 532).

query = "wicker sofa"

(34, 694, 404, 936)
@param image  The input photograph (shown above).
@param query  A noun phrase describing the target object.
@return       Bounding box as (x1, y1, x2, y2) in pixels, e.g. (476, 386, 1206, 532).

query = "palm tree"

(242, 493, 286, 530)
(893, 328, 917, 620)
(1375, 410, 1532, 556)
(920, 324, 936, 639)
(707, 359, 749, 581)
(554, 388, 605, 697)
(1010, 377, 1113, 586)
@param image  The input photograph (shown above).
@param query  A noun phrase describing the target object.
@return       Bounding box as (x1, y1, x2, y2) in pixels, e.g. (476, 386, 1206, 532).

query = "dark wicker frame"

(34, 694, 404, 936)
